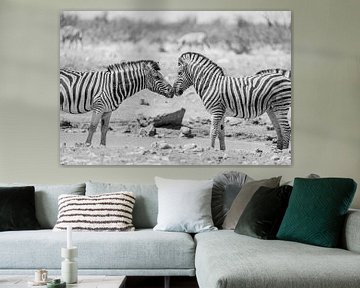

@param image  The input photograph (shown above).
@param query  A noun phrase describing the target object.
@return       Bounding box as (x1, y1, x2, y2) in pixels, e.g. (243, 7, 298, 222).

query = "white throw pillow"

(153, 177, 217, 233)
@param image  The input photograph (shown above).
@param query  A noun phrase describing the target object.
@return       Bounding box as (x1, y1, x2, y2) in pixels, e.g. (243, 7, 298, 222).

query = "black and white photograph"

(60, 11, 292, 165)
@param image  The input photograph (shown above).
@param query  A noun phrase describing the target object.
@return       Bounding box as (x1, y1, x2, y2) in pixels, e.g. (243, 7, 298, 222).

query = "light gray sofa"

(0, 181, 359, 288)
(195, 212, 360, 288)
(0, 182, 195, 280)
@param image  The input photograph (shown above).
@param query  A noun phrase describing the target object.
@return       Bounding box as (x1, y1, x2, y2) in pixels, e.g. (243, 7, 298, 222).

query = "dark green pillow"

(277, 178, 357, 247)
(235, 185, 292, 239)
(0, 186, 41, 231)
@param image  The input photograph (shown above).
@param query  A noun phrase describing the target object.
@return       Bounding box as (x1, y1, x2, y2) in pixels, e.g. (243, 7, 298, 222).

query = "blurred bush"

(60, 13, 291, 53)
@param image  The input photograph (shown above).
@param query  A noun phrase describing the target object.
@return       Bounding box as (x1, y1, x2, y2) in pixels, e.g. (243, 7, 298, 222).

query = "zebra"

(173, 52, 291, 151)
(60, 60, 174, 146)
(256, 68, 291, 79)
(60, 25, 83, 48)
(177, 32, 210, 51)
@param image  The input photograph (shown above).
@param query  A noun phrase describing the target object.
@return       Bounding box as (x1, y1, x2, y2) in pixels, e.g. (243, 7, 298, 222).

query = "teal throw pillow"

(277, 178, 357, 247)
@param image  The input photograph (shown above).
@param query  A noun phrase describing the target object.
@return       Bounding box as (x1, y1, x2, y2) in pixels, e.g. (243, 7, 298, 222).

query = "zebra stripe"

(173, 52, 291, 151)
(60, 60, 173, 146)
(53, 192, 136, 232)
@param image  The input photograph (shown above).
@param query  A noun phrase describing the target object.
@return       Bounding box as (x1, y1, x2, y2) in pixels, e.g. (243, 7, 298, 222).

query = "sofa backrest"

(0, 182, 86, 229)
(86, 182, 158, 229)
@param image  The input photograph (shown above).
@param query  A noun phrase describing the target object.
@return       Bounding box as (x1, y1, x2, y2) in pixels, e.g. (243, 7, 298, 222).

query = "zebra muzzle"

(174, 88, 183, 96)
(166, 87, 175, 98)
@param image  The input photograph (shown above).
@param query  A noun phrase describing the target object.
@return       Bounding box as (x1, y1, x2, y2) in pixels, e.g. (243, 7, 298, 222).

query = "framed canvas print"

(60, 11, 291, 165)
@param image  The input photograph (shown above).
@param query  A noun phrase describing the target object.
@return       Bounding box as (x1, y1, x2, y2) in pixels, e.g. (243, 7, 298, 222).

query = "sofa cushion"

(277, 178, 357, 247)
(342, 209, 360, 253)
(0, 186, 40, 231)
(153, 177, 216, 233)
(212, 171, 252, 228)
(222, 177, 281, 229)
(234, 185, 292, 239)
(53, 192, 136, 232)
(0, 183, 86, 229)
(0, 229, 195, 272)
(86, 182, 158, 229)
(195, 230, 360, 288)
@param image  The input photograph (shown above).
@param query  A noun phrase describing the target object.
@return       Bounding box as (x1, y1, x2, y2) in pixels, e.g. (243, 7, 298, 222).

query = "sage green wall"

(0, 0, 359, 208)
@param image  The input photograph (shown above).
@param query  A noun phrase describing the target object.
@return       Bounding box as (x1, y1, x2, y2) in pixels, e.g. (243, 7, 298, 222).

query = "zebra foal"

(173, 52, 291, 151)
(60, 60, 174, 146)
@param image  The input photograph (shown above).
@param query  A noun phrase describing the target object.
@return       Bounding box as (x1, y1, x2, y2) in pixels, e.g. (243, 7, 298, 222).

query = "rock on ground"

(153, 108, 186, 128)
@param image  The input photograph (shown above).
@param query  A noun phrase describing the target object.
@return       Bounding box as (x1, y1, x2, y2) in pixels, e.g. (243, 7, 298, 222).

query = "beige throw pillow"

(222, 177, 281, 230)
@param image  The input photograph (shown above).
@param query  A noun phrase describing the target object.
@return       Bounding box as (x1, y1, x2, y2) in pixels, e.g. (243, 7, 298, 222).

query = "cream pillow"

(53, 192, 135, 231)
(154, 177, 217, 233)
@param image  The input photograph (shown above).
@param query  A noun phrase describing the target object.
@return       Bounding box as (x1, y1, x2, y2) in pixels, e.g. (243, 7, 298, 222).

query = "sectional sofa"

(0, 179, 359, 288)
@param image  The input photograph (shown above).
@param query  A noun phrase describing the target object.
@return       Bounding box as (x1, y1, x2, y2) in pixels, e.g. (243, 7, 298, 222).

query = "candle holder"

(61, 247, 78, 284)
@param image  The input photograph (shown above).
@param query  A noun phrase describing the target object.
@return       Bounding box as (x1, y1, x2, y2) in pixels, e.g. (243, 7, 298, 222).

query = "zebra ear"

(153, 61, 161, 71)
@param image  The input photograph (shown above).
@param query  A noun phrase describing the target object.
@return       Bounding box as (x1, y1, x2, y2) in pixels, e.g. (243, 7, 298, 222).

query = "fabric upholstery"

(86, 182, 157, 229)
(277, 178, 357, 247)
(154, 177, 216, 233)
(53, 192, 136, 231)
(0, 183, 85, 229)
(235, 185, 292, 239)
(195, 230, 360, 288)
(212, 171, 252, 228)
(341, 209, 360, 253)
(0, 186, 40, 231)
(222, 177, 281, 229)
(0, 229, 195, 271)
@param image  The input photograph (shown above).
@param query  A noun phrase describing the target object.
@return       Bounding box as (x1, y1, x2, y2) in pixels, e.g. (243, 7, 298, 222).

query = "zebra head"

(143, 62, 174, 98)
(173, 57, 193, 96)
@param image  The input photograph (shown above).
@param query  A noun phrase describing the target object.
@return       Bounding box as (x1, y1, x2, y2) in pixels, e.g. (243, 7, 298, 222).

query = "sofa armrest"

(342, 209, 360, 253)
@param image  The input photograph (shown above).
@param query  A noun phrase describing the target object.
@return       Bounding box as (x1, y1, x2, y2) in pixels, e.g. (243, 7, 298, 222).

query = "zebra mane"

(256, 68, 291, 79)
(179, 52, 225, 76)
(107, 60, 160, 73)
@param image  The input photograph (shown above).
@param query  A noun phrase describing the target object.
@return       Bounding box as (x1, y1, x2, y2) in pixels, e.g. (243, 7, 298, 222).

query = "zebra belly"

(224, 106, 265, 119)
(60, 89, 93, 114)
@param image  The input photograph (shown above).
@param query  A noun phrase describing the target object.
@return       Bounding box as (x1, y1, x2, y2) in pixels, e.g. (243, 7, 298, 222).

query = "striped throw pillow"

(53, 192, 136, 231)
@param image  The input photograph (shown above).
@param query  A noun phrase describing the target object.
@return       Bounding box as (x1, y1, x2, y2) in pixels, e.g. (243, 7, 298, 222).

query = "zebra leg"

(85, 111, 102, 146)
(267, 109, 283, 149)
(218, 116, 226, 150)
(100, 111, 112, 146)
(276, 110, 291, 149)
(267, 109, 291, 150)
(210, 114, 223, 149)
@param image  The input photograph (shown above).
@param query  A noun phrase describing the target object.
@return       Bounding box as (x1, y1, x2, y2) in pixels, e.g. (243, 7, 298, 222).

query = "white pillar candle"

(67, 225, 72, 249)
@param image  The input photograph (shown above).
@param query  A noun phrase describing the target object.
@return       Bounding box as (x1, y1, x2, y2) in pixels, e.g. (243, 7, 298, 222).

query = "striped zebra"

(173, 52, 291, 150)
(60, 60, 174, 146)
(60, 25, 83, 48)
(256, 68, 291, 79)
